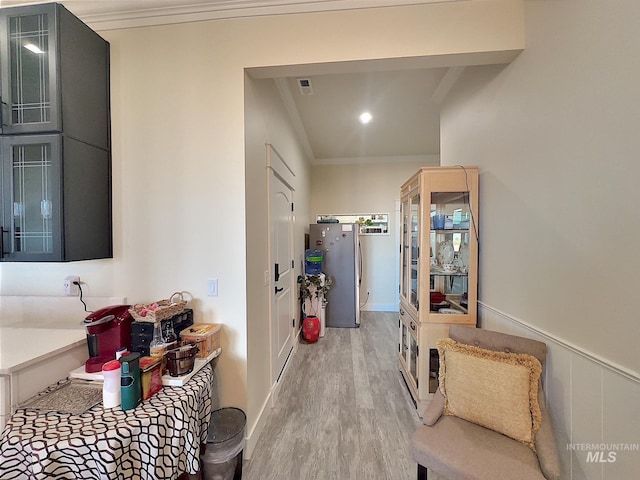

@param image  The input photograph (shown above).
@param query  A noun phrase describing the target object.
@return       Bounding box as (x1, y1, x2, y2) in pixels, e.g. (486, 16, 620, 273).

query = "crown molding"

(312, 154, 440, 166)
(48, 0, 464, 31)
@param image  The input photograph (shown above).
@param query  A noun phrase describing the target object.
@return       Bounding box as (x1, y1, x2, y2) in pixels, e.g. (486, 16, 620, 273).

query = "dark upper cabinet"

(0, 3, 111, 262)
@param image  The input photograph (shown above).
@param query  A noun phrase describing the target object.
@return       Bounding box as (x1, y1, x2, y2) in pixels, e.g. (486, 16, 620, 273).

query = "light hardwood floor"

(243, 311, 422, 480)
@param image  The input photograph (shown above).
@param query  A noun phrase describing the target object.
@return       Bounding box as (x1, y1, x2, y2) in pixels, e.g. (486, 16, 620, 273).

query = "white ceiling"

(282, 69, 446, 163)
(1, 0, 466, 164)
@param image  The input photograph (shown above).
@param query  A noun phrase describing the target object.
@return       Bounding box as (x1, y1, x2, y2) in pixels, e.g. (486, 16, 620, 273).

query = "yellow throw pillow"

(437, 338, 542, 449)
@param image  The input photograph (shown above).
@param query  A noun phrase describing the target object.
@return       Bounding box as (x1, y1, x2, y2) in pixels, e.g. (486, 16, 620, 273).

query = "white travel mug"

(102, 360, 122, 409)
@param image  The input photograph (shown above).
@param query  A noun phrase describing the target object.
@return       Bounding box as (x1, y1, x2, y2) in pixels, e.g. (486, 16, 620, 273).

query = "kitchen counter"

(0, 326, 86, 374)
(0, 326, 88, 431)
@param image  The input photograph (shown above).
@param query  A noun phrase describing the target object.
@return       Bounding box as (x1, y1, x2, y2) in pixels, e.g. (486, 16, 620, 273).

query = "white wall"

(310, 161, 438, 311)
(0, 0, 524, 454)
(441, 0, 640, 477)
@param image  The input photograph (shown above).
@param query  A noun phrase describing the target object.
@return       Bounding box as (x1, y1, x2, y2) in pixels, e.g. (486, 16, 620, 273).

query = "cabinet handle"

(275, 286, 284, 295)
(274, 263, 280, 282)
(400, 308, 405, 316)
(410, 321, 416, 331)
(0, 98, 6, 127)
(0, 227, 7, 258)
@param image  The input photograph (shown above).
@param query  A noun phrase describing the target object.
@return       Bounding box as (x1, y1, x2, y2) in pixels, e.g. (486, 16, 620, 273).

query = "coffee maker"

(82, 305, 133, 373)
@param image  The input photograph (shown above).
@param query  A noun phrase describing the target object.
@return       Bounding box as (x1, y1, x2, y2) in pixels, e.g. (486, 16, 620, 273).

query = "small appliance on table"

(81, 304, 133, 373)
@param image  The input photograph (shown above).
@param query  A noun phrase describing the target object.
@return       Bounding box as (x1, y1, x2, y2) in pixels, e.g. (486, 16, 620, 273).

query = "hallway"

(244, 311, 421, 480)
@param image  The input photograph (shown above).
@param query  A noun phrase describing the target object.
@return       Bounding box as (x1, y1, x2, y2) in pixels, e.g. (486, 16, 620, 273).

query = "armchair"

(410, 325, 561, 480)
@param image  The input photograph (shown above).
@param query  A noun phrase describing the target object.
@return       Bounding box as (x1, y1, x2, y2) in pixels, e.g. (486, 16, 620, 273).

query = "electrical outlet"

(64, 276, 80, 296)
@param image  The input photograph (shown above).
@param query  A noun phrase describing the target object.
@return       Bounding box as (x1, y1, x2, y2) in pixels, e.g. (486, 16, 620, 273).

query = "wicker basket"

(129, 292, 187, 323)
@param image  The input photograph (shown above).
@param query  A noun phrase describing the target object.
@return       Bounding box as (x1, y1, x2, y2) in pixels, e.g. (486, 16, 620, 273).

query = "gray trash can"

(201, 407, 246, 480)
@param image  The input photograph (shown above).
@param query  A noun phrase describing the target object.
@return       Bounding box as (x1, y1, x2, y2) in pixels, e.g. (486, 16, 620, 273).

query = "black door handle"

(274, 263, 280, 282)
(275, 286, 284, 295)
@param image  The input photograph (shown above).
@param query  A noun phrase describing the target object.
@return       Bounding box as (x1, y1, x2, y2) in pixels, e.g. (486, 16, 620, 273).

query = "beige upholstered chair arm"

(535, 391, 561, 480)
(422, 388, 445, 426)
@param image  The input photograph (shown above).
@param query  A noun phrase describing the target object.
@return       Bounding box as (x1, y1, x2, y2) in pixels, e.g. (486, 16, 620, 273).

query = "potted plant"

(298, 274, 332, 342)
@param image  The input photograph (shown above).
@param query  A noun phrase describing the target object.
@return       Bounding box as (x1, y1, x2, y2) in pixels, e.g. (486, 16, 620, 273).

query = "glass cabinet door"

(0, 4, 59, 134)
(1, 134, 61, 261)
(400, 197, 409, 301)
(400, 321, 408, 360)
(408, 324, 418, 385)
(430, 191, 473, 316)
(409, 192, 420, 310)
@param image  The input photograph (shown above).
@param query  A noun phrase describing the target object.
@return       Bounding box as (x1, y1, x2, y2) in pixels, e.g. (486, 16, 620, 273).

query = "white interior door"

(268, 168, 295, 385)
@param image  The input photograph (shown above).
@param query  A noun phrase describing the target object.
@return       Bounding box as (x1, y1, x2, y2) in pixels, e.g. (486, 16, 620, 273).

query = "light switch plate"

(207, 278, 218, 297)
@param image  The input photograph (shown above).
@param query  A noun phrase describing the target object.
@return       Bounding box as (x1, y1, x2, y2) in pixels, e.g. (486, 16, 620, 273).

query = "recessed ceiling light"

(359, 111, 373, 125)
(24, 43, 44, 54)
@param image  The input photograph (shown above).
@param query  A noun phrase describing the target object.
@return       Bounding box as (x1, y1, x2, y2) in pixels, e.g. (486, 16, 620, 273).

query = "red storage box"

(139, 356, 163, 400)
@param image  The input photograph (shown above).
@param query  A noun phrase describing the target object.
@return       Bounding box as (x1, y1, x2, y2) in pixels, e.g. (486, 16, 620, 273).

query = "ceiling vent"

(297, 78, 314, 95)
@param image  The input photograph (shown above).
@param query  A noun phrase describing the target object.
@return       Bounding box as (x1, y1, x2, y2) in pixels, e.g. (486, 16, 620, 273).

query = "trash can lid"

(207, 407, 246, 444)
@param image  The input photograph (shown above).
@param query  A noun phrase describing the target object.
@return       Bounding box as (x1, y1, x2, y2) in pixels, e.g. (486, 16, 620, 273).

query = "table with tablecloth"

(0, 363, 213, 480)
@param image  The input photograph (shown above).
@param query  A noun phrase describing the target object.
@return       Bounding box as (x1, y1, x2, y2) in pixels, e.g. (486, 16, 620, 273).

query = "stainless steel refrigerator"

(309, 223, 361, 328)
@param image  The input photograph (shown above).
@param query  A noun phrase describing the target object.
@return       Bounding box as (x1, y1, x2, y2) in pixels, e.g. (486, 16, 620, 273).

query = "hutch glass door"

(409, 192, 420, 310)
(430, 191, 473, 316)
(400, 197, 409, 301)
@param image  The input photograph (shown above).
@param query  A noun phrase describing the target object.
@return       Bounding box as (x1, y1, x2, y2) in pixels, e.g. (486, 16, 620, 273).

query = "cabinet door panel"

(400, 197, 409, 301)
(408, 322, 418, 385)
(409, 192, 420, 310)
(0, 3, 59, 134)
(1, 135, 62, 261)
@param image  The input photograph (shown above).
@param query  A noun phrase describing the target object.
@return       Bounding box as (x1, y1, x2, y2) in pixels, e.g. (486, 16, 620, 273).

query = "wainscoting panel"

(479, 303, 640, 480)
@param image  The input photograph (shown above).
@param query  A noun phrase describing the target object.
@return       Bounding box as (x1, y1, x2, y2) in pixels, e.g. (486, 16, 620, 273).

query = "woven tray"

(129, 292, 187, 323)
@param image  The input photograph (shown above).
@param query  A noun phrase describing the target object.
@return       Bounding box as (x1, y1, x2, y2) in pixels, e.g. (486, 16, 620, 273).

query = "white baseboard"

(244, 385, 273, 460)
(360, 302, 397, 312)
(244, 338, 298, 460)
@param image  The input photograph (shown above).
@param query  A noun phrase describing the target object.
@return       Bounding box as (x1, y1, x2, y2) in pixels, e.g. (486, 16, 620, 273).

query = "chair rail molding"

(478, 302, 639, 384)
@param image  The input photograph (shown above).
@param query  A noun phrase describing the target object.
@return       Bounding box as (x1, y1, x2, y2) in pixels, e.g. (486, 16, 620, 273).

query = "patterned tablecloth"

(0, 364, 213, 480)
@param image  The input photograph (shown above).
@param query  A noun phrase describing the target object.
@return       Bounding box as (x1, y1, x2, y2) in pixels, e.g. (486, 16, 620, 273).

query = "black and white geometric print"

(0, 364, 213, 480)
